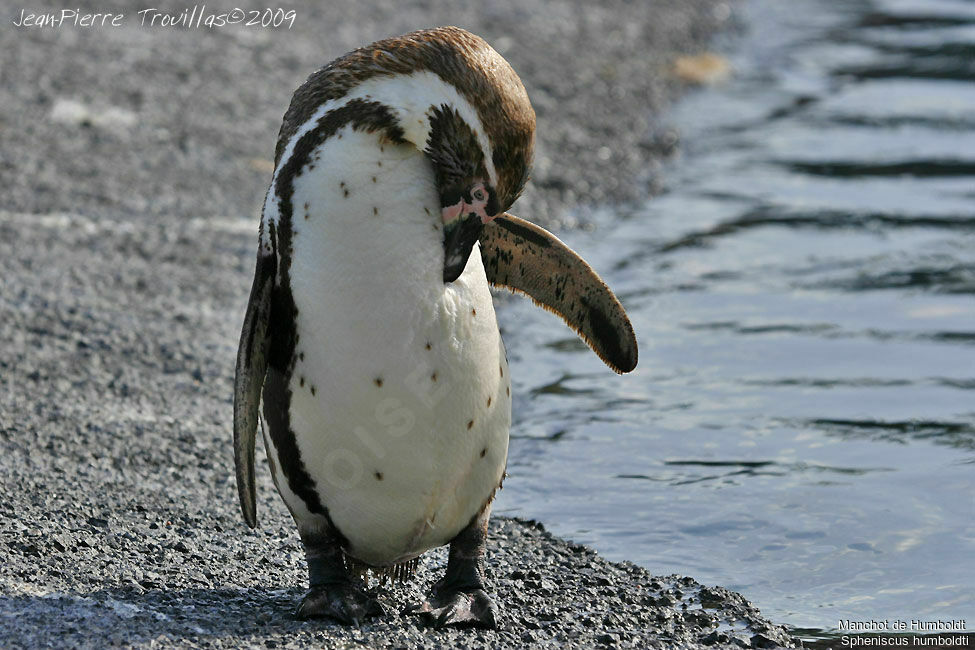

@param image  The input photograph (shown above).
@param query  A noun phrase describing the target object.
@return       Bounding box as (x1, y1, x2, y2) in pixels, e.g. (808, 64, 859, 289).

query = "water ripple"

(657, 206, 975, 254)
(808, 417, 975, 450)
(856, 11, 975, 30)
(782, 159, 975, 177)
(812, 264, 975, 294)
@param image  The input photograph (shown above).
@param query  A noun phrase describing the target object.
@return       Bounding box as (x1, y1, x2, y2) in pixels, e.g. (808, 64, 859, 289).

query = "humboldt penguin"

(234, 26, 637, 629)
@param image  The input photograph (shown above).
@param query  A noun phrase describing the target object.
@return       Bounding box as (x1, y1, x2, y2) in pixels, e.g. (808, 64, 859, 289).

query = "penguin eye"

(471, 187, 486, 202)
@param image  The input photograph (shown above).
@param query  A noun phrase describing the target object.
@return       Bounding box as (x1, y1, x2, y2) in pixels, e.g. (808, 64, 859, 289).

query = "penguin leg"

(295, 525, 385, 625)
(405, 504, 497, 629)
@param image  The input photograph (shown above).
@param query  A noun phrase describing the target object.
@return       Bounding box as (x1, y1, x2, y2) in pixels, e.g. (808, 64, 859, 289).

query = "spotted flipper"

(479, 213, 638, 374)
(233, 249, 276, 528)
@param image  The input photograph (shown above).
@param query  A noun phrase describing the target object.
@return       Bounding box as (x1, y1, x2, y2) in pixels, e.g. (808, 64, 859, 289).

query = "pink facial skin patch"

(441, 181, 495, 225)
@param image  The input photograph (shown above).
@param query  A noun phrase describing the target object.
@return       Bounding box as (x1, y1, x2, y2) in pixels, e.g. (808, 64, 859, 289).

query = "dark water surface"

(494, 0, 975, 637)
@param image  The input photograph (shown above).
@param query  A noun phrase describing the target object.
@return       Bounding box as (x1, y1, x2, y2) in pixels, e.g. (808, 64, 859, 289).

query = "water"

(492, 0, 975, 638)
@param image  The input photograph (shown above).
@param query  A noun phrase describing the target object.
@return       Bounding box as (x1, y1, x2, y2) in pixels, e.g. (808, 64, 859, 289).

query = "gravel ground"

(1, 1, 801, 647)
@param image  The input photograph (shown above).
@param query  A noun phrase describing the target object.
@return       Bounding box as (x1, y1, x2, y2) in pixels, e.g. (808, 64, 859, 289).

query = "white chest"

(263, 126, 511, 566)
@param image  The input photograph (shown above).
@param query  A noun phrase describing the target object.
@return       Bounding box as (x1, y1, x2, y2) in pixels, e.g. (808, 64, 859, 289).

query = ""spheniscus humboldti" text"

(11, 6, 297, 29)
(835, 620, 970, 647)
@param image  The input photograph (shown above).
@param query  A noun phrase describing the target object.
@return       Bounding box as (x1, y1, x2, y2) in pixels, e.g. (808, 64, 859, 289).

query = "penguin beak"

(441, 181, 500, 283)
(442, 212, 484, 283)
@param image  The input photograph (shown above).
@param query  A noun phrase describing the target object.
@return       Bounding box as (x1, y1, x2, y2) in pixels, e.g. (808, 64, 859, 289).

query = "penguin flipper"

(234, 250, 275, 528)
(478, 213, 638, 374)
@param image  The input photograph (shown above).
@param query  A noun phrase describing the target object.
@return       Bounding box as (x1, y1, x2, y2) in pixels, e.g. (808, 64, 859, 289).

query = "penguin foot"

(296, 582, 385, 626)
(404, 581, 497, 629)
(403, 500, 498, 628)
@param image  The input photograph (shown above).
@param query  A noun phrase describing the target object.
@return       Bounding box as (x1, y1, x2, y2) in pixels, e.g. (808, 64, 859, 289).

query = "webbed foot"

(297, 524, 384, 626)
(404, 502, 497, 629)
(297, 581, 384, 625)
(406, 580, 497, 628)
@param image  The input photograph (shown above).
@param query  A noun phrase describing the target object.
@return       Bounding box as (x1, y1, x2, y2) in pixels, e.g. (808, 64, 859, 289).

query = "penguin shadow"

(0, 582, 440, 644)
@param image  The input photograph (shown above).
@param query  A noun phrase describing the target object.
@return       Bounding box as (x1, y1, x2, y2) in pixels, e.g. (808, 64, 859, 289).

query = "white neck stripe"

(273, 71, 496, 194)
(262, 71, 498, 251)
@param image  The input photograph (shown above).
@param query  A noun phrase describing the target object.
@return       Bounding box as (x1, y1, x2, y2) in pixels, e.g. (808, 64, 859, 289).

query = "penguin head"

(404, 28, 535, 283)
(424, 102, 506, 282)
(276, 27, 535, 283)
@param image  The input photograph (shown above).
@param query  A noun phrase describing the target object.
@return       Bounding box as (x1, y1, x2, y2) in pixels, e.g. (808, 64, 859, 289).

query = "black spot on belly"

(500, 365, 504, 378)
(487, 396, 492, 407)
(467, 419, 474, 430)
(480, 448, 487, 458)
(299, 376, 305, 387)
(425, 342, 432, 350)
(431, 372, 438, 382)
(310, 385, 317, 396)
(472, 308, 477, 316)
(375, 471, 384, 481)
(374, 377, 383, 387)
